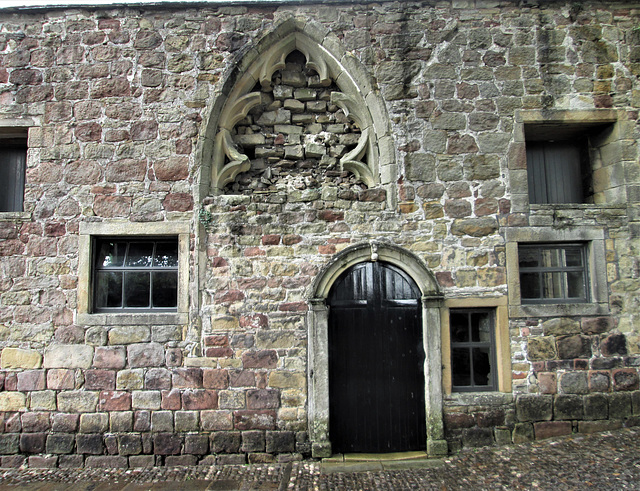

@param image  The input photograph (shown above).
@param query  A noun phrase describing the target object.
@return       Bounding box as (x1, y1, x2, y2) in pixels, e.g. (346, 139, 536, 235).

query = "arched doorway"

(328, 261, 426, 453)
(307, 242, 447, 458)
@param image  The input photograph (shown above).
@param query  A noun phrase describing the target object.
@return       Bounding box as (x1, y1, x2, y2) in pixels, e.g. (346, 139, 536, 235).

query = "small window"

(93, 237, 178, 312)
(518, 243, 588, 304)
(526, 140, 587, 204)
(450, 309, 496, 392)
(0, 138, 27, 212)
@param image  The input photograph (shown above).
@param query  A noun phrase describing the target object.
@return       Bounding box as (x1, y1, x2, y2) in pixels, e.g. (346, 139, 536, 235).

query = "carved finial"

(370, 242, 378, 262)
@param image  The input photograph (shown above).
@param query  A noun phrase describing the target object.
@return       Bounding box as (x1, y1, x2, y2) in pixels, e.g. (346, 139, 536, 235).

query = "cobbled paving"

(1, 428, 639, 490)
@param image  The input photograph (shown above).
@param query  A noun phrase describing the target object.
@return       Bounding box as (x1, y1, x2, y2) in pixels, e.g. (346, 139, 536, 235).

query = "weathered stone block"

(118, 433, 142, 456)
(58, 455, 84, 468)
(0, 392, 27, 412)
(19, 432, 45, 454)
(99, 390, 132, 411)
(93, 346, 126, 369)
(589, 371, 610, 392)
(557, 335, 592, 359)
(182, 389, 218, 410)
(174, 411, 199, 432)
(20, 412, 50, 432)
(108, 326, 150, 345)
(28, 456, 58, 468)
(516, 394, 553, 422)
(153, 433, 182, 455)
(46, 434, 75, 454)
(554, 394, 584, 420)
(462, 427, 494, 448)
(559, 372, 589, 395)
(201, 410, 234, 431)
(242, 430, 265, 452)
(132, 390, 162, 410)
(234, 410, 277, 431)
(203, 369, 229, 389)
(533, 421, 572, 440)
(613, 369, 639, 391)
(128, 343, 164, 368)
(184, 434, 209, 455)
(161, 389, 182, 410)
(0, 434, 20, 454)
(247, 389, 280, 410)
(44, 345, 93, 369)
(512, 423, 534, 443)
(266, 431, 295, 453)
(79, 413, 109, 433)
(85, 456, 128, 468)
(57, 391, 98, 413)
(210, 431, 241, 453)
(172, 368, 203, 388)
(584, 393, 608, 420)
(144, 368, 172, 390)
(242, 350, 278, 369)
(116, 370, 145, 390)
(85, 370, 116, 390)
(110, 411, 134, 432)
(1, 348, 42, 369)
(609, 393, 632, 419)
(51, 413, 79, 433)
(47, 369, 75, 390)
(76, 434, 105, 455)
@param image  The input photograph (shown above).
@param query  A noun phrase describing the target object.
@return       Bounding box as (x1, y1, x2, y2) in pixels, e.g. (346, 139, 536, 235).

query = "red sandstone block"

(165, 348, 182, 367)
(203, 369, 229, 389)
(242, 350, 278, 369)
(93, 346, 126, 369)
(537, 372, 557, 395)
(4, 373, 17, 391)
(613, 369, 639, 391)
(278, 302, 307, 312)
(214, 290, 245, 304)
(161, 389, 182, 410)
(228, 370, 255, 388)
(182, 389, 218, 410)
(318, 244, 336, 255)
(444, 412, 475, 429)
(98, 391, 131, 411)
(244, 247, 265, 257)
(204, 335, 229, 347)
(233, 410, 277, 431)
(261, 234, 280, 245)
(20, 412, 50, 432)
(16, 370, 45, 391)
(172, 368, 203, 388)
(1, 456, 26, 468)
(28, 455, 57, 468)
(85, 370, 116, 390)
(239, 314, 268, 329)
(205, 347, 234, 358)
(534, 421, 572, 440)
(318, 210, 344, 222)
(4, 413, 21, 433)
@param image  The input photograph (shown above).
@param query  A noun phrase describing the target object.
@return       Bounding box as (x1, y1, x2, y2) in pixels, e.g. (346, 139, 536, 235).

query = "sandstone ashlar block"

(76, 434, 105, 455)
(79, 413, 108, 434)
(118, 433, 142, 456)
(559, 372, 589, 395)
(99, 390, 132, 411)
(132, 390, 162, 410)
(584, 394, 608, 420)
(85, 370, 116, 390)
(182, 389, 218, 410)
(16, 370, 45, 391)
(200, 410, 233, 431)
(28, 455, 58, 468)
(151, 411, 174, 432)
(247, 389, 280, 410)
(203, 369, 229, 389)
(516, 394, 553, 422)
(268, 371, 306, 389)
(51, 413, 79, 433)
(554, 394, 584, 420)
(609, 393, 632, 419)
(93, 346, 126, 369)
(110, 411, 134, 432)
(161, 388, 182, 410)
(108, 326, 151, 345)
(185, 434, 208, 455)
(174, 411, 199, 432)
(20, 433, 46, 454)
(144, 368, 172, 390)
(533, 421, 572, 440)
(219, 390, 246, 410)
(0, 434, 20, 454)
(44, 345, 93, 369)
(266, 431, 295, 453)
(241, 430, 265, 452)
(1, 348, 42, 369)
(210, 431, 241, 453)
(46, 434, 75, 454)
(47, 369, 76, 390)
(85, 456, 128, 468)
(233, 410, 277, 431)
(242, 350, 278, 369)
(128, 343, 164, 368)
(0, 392, 27, 412)
(613, 368, 639, 391)
(116, 369, 144, 390)
(153, 433, 181, 455)
(57, 391, 99, 413)
(21, 412, 50, 432)
(172, 368, 203, 388)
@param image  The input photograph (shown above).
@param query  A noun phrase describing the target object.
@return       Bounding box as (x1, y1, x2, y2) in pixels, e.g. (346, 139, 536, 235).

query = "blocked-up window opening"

(226, 50, 364, 194)
(450, 309, 496, 392)
(93, 237, 178, 312)
(0, 136, 27, 212)
(518, 243, 588, 303)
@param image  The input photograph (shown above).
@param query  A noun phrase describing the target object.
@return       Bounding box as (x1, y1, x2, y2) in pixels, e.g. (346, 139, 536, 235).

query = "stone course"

(0, 0, 639, 467)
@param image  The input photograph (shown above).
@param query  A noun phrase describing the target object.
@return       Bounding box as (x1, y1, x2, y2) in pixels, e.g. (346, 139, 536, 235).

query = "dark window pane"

(518, 248, 539, 268)
(540, 248, 563, 268)
(450, 313, 469, 343)
(96, 241, 126, 268)
(95, 271, 122, 308)
(520, 272, 540, 299)
(471, 312, 491, 342)
(541, 272, 564, 298)
(0, 145, 26, 212)
(472, 348, 491, 386)
(567, 271, 586, 298)
(452, 348, 470, 386)
(565, 248, 583, 267)
(152, 271, 177, 308)
(124, 272, 150, 307)
(154, 242, 178, 267)
(125, 242, 153, 267)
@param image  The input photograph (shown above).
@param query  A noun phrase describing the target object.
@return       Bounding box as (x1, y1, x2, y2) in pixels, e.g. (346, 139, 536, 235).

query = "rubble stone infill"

(0, 428, 639, 490)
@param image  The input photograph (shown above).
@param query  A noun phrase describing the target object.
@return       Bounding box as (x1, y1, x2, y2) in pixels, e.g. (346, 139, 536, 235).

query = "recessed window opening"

(0, 132, 27, 212)
(525, 122, 613, 205)
(93, 237, 178, 312)
(518, 243, 588, 304)
(450, 309, 496, 392)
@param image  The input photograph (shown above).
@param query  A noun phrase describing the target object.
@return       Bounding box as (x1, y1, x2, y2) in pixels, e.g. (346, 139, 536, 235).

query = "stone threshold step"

(325, 451, 429, 463)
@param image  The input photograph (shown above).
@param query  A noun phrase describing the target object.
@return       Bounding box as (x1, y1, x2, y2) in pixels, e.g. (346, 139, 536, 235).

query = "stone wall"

(0, 0, 639, 467)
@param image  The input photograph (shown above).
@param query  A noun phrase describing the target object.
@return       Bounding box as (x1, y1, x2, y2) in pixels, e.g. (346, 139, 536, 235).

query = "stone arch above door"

(307, 242, 448, 458)
(198, 17, 396, 198)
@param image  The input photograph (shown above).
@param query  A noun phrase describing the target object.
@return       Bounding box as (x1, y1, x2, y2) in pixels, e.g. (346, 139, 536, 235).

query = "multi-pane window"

(93, 237, 178, 312)
(450, 309, 496, 392)
(0, 139, 27, 212)
(526, 140, 587, 204)
(518, 244, 588, 304)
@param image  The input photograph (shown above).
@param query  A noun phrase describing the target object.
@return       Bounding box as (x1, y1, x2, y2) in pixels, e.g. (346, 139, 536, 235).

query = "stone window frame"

(307, 242, 447, 458)
(77, 221, 189, 326)
(505, 227, 608, 318)
(441, 297, 511, 397)
(0, 119, 35, 222)
(509, 109, 631, 213)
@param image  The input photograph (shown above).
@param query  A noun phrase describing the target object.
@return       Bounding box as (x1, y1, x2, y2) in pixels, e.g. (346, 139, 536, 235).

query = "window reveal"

(450, 309, 496, 391)
(0, 140, 27, 212)
(93, 238, 178, 312)
(518, 244, 588, 303)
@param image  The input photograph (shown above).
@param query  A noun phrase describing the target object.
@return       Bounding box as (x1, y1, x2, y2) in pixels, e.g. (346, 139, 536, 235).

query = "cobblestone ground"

(1, 428, 639, 490)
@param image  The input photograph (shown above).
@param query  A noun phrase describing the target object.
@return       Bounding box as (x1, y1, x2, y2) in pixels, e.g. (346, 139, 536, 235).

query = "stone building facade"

(0, 0, 639, 468)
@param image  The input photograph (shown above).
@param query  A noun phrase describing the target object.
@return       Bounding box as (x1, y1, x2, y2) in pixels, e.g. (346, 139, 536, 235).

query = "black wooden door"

(328, 261, 426, 453)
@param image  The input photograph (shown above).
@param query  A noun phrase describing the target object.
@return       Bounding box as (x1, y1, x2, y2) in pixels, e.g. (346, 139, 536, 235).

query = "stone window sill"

(509, 302, 609, 319)
(444, 392, 514, 406)
(77, 312, 188, 326)
(0, 211, 31, 222)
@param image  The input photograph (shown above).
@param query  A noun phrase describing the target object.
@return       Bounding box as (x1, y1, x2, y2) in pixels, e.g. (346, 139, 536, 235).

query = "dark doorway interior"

(328, 261, 426, 453)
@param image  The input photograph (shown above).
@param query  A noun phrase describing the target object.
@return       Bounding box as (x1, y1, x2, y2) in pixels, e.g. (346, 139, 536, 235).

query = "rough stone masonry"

(0, 0, 639, 468)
